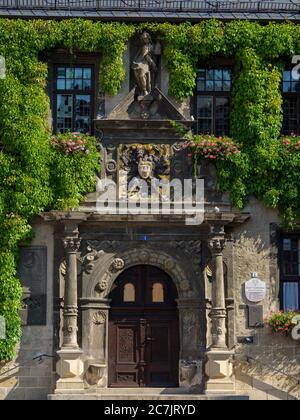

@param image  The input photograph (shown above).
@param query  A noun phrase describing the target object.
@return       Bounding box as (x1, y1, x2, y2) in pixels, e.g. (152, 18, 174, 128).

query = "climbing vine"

(1, 18, 300, 359)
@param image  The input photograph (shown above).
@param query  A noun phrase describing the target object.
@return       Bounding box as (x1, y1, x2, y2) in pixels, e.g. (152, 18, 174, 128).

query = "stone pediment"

(102, 87, 189, 122)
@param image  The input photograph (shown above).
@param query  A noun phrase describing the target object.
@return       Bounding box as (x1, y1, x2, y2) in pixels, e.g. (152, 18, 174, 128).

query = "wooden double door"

(108, 265, 179, 387)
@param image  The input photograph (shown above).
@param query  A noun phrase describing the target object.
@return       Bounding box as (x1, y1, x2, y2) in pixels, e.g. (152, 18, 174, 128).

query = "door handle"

(145, 337, 155, 342)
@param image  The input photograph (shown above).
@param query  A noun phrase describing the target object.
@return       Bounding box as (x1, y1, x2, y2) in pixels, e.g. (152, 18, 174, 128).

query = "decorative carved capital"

(208, 238, 226, 255)
(63, 237, 81, 253)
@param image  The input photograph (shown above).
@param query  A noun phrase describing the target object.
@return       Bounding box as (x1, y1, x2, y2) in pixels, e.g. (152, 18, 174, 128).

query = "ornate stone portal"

(47, 210, 250, 397)
(48, 42, 249, 394)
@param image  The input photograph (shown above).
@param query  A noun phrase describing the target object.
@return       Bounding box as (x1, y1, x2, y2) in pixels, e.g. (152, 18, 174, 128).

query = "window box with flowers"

(265, 310, 300, 337)
(50, 132, 100, 210)
(180, 134, 240, 171)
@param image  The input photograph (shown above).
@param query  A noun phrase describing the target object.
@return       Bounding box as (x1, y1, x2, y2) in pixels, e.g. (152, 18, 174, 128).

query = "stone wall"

(0, 221, 55, 400)
(232, 198, 300, 400)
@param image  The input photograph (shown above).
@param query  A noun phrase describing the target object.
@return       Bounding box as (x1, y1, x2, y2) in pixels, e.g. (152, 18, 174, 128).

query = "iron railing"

(0, 0, 298, 14)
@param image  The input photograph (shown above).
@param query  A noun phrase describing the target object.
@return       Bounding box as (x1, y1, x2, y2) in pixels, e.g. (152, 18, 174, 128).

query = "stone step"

(48, 392, 249, 400)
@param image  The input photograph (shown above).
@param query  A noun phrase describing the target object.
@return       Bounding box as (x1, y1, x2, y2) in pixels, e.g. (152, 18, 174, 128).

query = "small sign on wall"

(245, 273, 266, 303)
(248, 305, 264, 328)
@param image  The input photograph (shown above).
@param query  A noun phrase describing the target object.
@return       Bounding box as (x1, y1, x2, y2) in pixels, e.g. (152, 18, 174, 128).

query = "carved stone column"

(62, 234, 80, 348)
(208, 231, 227, 349)
(56, 221, 84, 392)
(205, 224, 234, 394)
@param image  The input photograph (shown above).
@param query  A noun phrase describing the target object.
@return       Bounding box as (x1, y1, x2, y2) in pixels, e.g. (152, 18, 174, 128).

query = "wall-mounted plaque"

(245, 276, 266, 303)
(248, 305, 264, 328)
(18, 246, 47, 326)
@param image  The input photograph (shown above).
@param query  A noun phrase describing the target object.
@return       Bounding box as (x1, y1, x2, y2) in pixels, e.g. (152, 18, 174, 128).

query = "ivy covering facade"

(0, 18, 300, 360)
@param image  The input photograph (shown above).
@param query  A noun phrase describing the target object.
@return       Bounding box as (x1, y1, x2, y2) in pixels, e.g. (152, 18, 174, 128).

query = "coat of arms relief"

(119, 144, 171, 200)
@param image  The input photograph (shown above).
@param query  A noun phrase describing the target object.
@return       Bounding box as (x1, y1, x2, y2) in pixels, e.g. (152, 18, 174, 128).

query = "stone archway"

(84, 246, 193, 300)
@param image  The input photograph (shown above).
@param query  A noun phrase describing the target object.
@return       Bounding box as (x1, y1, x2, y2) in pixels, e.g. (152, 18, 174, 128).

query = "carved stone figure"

(138, 159, 153, 180)
(132, 32, 157, 97)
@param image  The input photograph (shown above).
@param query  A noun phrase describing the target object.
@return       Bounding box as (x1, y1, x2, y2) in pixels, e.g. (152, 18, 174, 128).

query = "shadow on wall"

(235, 333, 300, 400)
(0, 327, 55, 400)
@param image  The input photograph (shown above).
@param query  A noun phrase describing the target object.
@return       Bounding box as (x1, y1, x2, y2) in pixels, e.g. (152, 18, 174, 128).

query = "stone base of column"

(55, 349, 84, 392)
(205, 349, 235, 394)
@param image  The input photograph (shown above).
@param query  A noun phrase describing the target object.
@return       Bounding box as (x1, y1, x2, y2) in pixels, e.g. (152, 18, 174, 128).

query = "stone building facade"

(0, 2, 300, 401)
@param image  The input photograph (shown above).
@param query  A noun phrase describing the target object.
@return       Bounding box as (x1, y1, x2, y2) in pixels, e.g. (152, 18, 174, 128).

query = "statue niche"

(131, 32, 161, 98)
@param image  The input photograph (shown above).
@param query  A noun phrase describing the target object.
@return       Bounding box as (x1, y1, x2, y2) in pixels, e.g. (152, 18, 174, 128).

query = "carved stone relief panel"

(179, 360, 203, 392)
(119, 143, 170, 184)
(18, 246, 47, 326)
(171, 240, 202, 275)
(180, 309, 204, 359)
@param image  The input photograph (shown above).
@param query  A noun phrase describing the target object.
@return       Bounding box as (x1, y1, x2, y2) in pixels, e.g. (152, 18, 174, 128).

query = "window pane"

(74, 79, 83, 90)
(216, 97, 230, 136)
(197, 96, 212, 118)
(83, 79, 91, 90)
(197, 80, 205, 91)
(292, 81, 300, 92)
(282, 97, 298, 135)
(55, 65, 93, 134)
(215, 81, 222, 91)
(75, 68, 83, 78)
(196, 68, 232, 92)
(75, 95, 91, 133)
(57, 67, 66, 78)
(66, 79, 74, 90)
(283, 82, 291, 93)
(152, 283, 164, 303)
(197, 119, 212, 134)
(83, 68, 92, 79)
(215, 69, 222, 80)
(56, 94, 72, 133)
(57, 79, 65, 90)
(123, 283, 135, 302)
(283, 238, 291, 251)
(223, 81, 231, 92)
(223, 70, 231, 81)
(283, 282, 299, 311)
(283, 70, 291, 82)
(282, 238, 299, 275)
(205, 80, 214, 91)
(206, 70, 214, 79)
(66, 68, 74, 78)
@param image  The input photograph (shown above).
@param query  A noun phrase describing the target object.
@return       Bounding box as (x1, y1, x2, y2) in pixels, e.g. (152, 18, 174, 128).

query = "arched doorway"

(108, 265, 179, 388)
